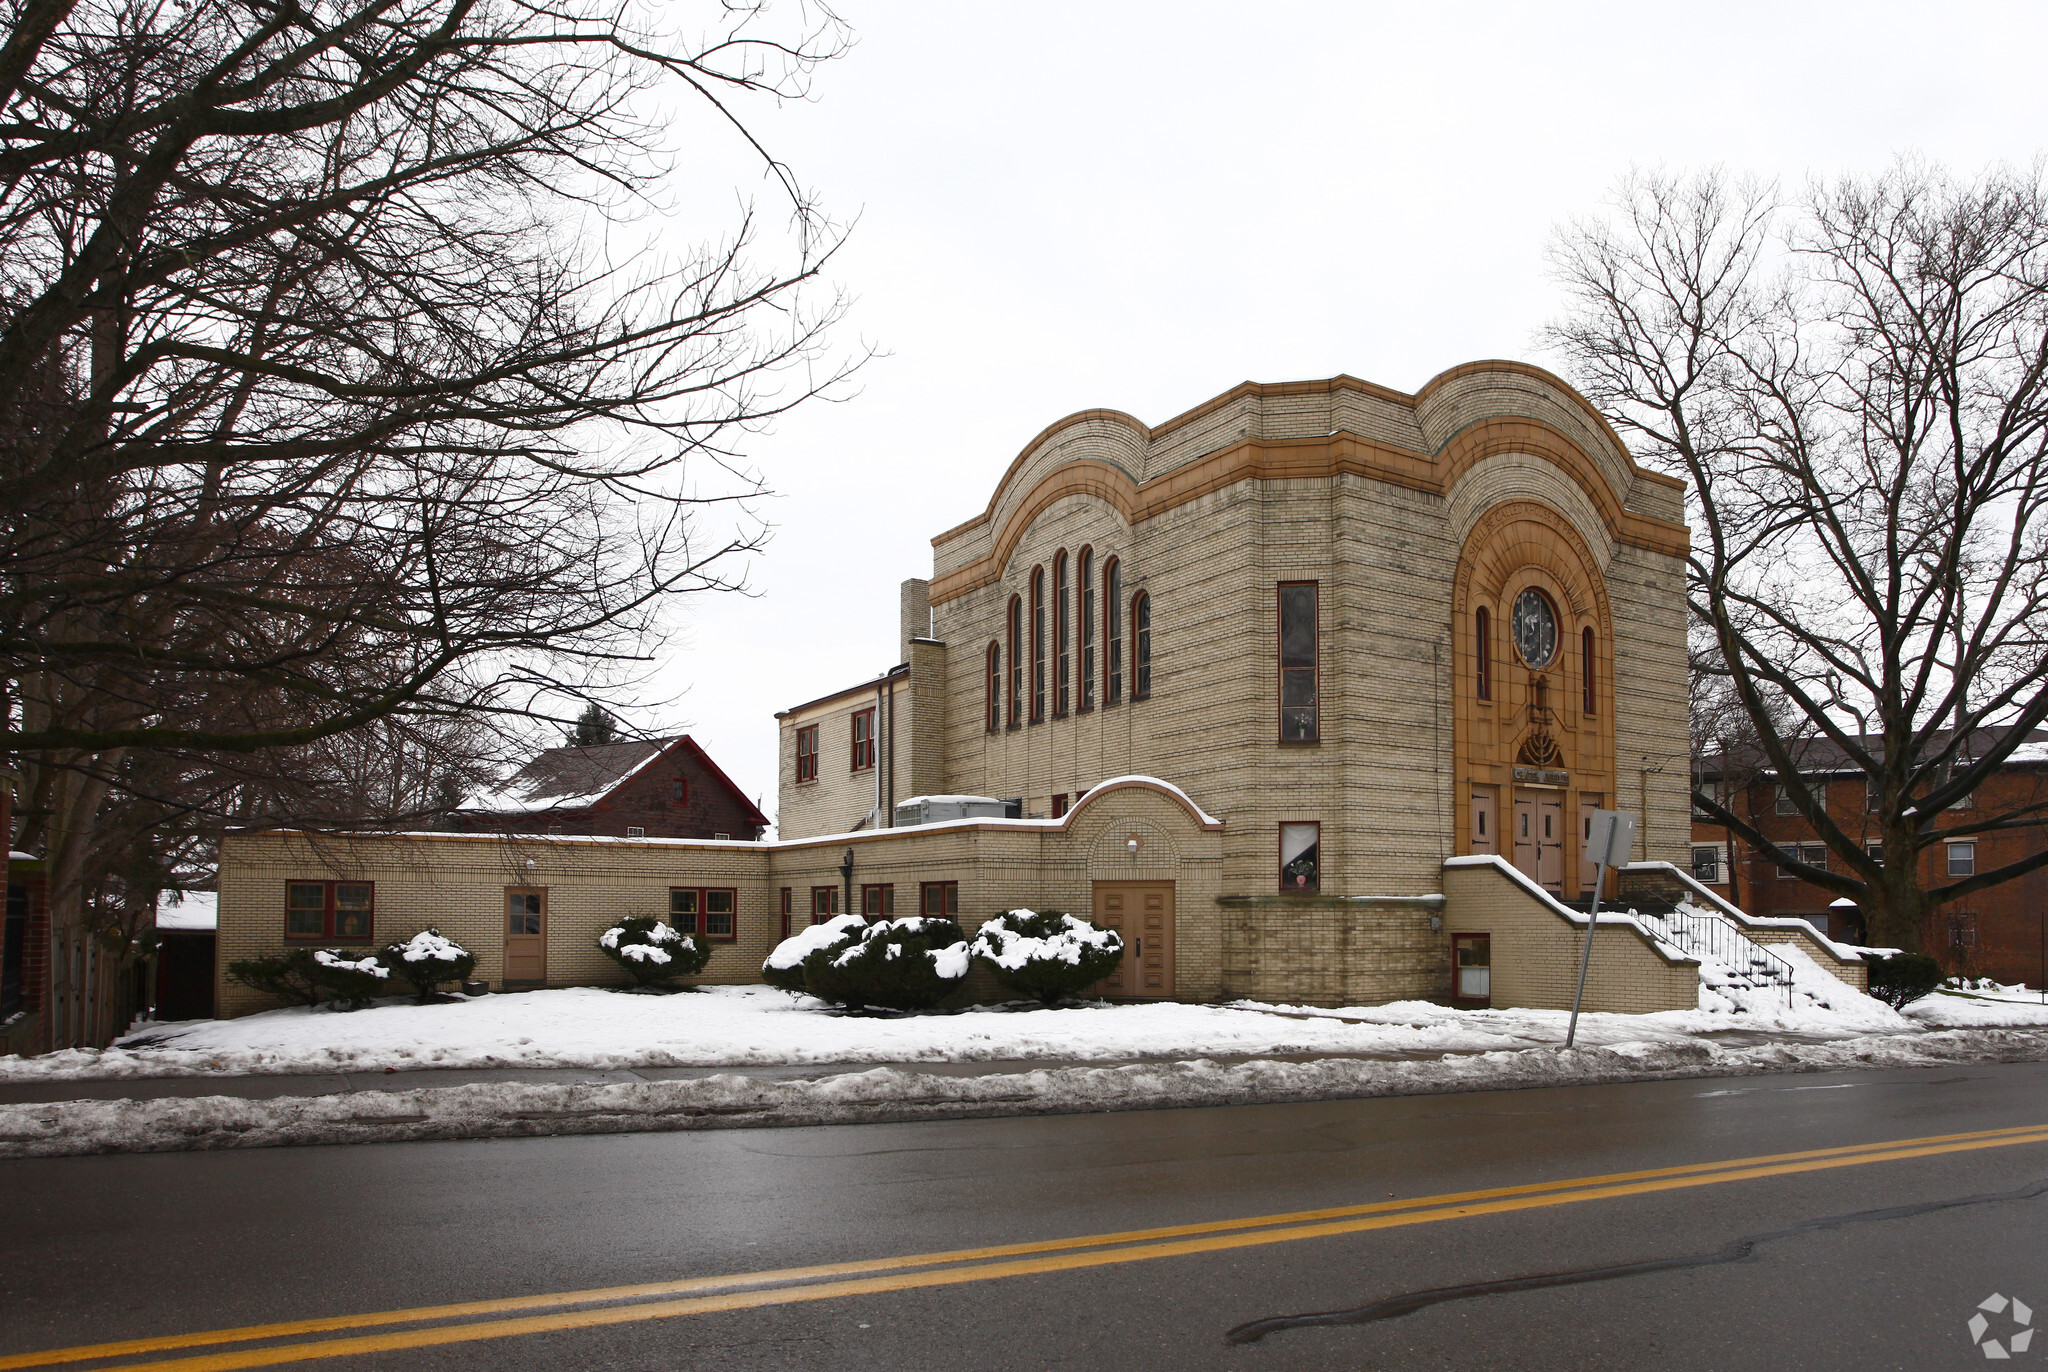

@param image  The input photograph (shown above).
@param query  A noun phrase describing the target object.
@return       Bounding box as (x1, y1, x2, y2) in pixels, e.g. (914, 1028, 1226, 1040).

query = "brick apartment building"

(1690, 731, 2048, 982)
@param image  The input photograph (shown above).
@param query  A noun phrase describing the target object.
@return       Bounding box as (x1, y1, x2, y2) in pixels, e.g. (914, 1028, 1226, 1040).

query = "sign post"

(1566, 808, 1637, 1049)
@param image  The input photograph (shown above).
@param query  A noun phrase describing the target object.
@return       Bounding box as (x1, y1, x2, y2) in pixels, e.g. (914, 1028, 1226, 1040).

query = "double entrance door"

(1511, 789, 1565, 892)
(1091, 881, 1173, 997)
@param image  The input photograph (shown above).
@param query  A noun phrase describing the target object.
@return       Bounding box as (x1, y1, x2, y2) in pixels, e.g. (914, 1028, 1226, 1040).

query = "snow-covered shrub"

(761, 914, 867, 995)
(802, 917, 969, 1012)
(971, 909, 1124, 1005)
(598, 915, 711, 989)
(310, 949, 391, 1010)
(380, 929, 477, 1001)
(1866, 953, 1943, 1008)
(225, 949, 323, 1007)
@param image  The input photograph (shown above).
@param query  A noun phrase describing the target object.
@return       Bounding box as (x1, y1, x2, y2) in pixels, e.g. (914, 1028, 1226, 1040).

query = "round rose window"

(1512, 588, 1558, 667)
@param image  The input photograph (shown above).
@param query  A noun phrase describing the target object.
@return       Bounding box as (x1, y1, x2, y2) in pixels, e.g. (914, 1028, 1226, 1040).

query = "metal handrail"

(1637, 906, 1795, 1004)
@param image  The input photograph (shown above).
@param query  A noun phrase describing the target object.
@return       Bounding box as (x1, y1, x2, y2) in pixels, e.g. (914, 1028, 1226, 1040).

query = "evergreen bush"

(1865, 952, 1944, 1009)
(802, 916, 969, 1012)
(381, 929, 478, 1002)
(310, 949, 393, 1009)
(225, 949, 323, 1007)
(761, 914, 867, 995)
(970, 909, 1124, 1005)
(598, 915, 711, 989)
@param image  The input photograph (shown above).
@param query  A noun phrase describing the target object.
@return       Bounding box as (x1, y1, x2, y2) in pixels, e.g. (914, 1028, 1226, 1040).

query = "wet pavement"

(0, 1056, 2041, 1369)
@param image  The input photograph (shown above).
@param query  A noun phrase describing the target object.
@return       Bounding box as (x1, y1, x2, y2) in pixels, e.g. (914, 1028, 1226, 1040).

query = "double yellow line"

(13, 1120, 2048, 1371)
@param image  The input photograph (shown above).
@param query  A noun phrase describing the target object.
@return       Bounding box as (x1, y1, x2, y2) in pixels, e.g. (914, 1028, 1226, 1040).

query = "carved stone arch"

(1450, 499, 1618, 893)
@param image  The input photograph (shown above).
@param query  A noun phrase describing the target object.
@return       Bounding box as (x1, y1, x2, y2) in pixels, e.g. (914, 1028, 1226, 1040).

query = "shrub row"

(762, 908, 1122, 1012)
(227, 928, 477, 1011)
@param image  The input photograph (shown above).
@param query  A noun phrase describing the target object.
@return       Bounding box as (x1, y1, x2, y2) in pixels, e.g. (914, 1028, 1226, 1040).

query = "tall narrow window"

(1007, 595, 1024, 728)
(795, 725, 819, 783)
(1279, 582, 1318, 741)
(1581, 626, 1596, 715)
(1132, 590, 1152, 699)
(1280, 822, 1320, 892)
(1475, 606, 1491, 701)
(1053, 551, 1070, 717)
(1030, 565, 1046, 722)
(851, 707, 875, 771)
(985, 642, 1001, 733)
(1078, 548, 1096, 711)
(1104, 558, 1123, 705)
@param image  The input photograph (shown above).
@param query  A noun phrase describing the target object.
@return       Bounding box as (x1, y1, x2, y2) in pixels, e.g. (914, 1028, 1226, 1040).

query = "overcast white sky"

(634, 1, 2048, 828)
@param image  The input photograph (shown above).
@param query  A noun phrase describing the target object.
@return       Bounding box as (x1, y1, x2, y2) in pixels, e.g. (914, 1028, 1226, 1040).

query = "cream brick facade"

(217, 363, 1722, 1015)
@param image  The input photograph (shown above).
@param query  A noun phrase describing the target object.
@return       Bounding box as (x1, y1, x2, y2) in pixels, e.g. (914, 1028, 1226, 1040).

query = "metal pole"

(1565, 861, 1606, 1049)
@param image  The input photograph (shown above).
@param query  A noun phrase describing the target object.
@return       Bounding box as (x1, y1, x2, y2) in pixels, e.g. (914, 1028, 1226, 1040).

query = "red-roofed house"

(454, 736, 767, 841)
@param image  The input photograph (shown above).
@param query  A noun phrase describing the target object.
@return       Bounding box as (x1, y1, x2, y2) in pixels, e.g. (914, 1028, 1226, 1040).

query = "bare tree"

(1546, 161, 2048, 952)
(0, 0, 857, 1041)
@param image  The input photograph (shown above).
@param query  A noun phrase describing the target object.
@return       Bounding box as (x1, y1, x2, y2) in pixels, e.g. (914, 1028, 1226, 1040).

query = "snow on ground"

(0, 954, 1961, 1084)
(1907, 981, 2048, 1028)
(5, 1028, 2046, 1159)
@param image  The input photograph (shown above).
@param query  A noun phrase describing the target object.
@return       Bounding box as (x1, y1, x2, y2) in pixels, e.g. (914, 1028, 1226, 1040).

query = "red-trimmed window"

(1280, 823, 1320, 892)
(284, 880, 374, 941)
(986, 642, 1001, 733)
(1475, 606, 1491, 701)
(1132, 590, 1152, 699)
(852, 707, 876, 771)
(1104, 558, 1123, 704)
(1054, 550, 1071, 717)
(810, 886, 839, 922)
(1581, 626, 1596, 716)
(671, 887, 737, 940)
(1279, 582, 1318, 741)
(795, 724, 819, 783)
(921, 881, 959, 917)
(1078, 547, 1096, 712)
(1030, 566, 1046, 722)
(1051, 793, 1069, 818)
(780, 887, 793, 940)
(861, 883, 895, 918)
(1007, 595, 1024, 728)
(669, 776, 689, 805)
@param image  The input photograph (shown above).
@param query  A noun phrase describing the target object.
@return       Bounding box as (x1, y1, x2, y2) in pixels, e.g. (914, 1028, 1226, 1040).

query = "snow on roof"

(8, 850, 34, 862)
(896, 795, 1003, 807)
(1080, 776, 1223, 826)
(155, 890, 217, 932)
(464, 737, 677, 814)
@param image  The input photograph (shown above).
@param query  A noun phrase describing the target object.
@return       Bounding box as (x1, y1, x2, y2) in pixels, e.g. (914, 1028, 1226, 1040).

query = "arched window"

(1078, 548, 1096, 711)
(1582, 626, 1596, 716)
(1475, 606, 1491, 701)
(1006, 595, 1023, 728)
(1029, 565, 1046, 723)
(1053, 550, 1070, 717)
(985, 641, 1001, 733)
(1132, 590, 1152, 699)
(1104, 557, 1123, 705)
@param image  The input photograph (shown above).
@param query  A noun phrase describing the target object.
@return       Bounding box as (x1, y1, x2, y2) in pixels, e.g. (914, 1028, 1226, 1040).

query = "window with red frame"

(861, 883, 895, 918)
(284, 880, 374, 941)
(1007, 595, 1024, 728)
(1030, 566, 1046, 722)
(851, 707, 876, 771)
(1279, 582, 1318, 741)
(985, 642, 1001, 732)
(810, 886, 838, 922)
(1054, 550, 1070, 717)
(1104, 558, 1122, 704)
(780, 887, 793, 939)
(921, 881, 958, 916)
(795, 724, 819, 783)
(669, 775, 689, 805)
(1132, 590, 1152, 699)
(671, 887, 737, 939)
(1078, 547, 1096, 711)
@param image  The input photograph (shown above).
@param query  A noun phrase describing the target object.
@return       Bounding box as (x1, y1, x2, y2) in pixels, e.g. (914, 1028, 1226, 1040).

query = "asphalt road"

(3, 1060, 2046, 1371)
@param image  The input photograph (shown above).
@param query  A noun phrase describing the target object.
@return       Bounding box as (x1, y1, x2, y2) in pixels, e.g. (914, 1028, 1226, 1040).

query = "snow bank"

(5, 1029, 2044, 1159)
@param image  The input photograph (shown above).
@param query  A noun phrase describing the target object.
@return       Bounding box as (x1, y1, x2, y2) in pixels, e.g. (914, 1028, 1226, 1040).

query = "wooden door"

(505, 888, 546, 984)
(1451, 933, 1491, 1008)
(1513, 790, 1566, 892)
(1470, 786, 1498, 855)
(1577, 794, 1604, 894)
(1092, 881, 1175, 997)
(1512, 793, 1537, 878)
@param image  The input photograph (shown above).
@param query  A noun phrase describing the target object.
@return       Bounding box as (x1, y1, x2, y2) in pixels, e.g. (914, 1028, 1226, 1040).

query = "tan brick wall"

(1441, 859, 1699, 1013)
(1220, 898, 1451, 1007)
(216, 780, 1227, 1015)
(776, 680, 896, 840)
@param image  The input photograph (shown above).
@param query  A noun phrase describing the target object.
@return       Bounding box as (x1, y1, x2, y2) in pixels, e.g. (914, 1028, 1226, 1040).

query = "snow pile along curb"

(6, 1029, 2046, 1159)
